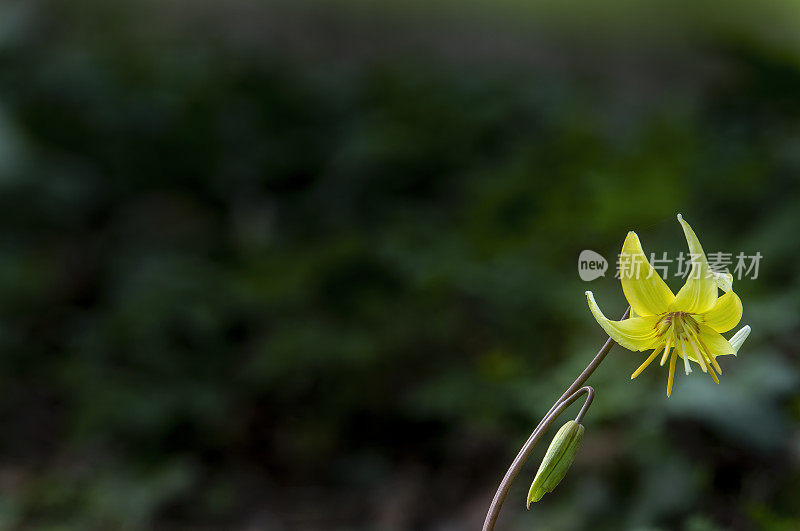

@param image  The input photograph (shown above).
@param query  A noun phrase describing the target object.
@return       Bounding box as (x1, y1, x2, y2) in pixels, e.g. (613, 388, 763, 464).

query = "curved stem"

(482, 306, 630, 531)
(574, 386, 594, 424)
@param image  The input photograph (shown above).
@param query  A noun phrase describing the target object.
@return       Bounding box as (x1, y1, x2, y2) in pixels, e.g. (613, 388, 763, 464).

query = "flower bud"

(527, 420, 584, 507)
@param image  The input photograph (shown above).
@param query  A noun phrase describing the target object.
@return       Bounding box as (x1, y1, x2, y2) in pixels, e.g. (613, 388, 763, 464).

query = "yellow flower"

(585, 214, 751, 397)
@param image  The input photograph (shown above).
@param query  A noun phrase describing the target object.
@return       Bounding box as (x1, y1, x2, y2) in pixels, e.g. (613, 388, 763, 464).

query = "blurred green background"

(0, 1, 798, 529)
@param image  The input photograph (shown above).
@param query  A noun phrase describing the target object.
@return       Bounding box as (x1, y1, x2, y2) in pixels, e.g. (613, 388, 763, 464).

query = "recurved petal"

(729, 325, 751, 355)
(670, 214, 718, 314)
(696, 323, 736, 358)
(714, 272, 733, 293)
(620, 231, 675, 316)
(699, 290, 742, 333)
(586, 291, 659, 351)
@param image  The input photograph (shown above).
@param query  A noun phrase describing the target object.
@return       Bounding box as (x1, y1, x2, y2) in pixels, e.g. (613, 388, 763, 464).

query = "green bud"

(527, 420, 584, 507)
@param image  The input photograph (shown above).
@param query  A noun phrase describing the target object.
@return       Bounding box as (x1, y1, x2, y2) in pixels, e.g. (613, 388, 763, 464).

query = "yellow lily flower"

(585, 214, 751, 397)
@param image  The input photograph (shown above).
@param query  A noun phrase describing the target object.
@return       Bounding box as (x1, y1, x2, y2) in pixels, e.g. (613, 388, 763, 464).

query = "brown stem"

(482, 306, 631, 531)
(574, 386, 594, 424)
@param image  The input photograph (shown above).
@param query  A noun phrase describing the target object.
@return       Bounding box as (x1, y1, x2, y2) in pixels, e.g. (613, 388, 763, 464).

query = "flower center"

(656, 311, 699, 339)
(654, 311, 721, 380)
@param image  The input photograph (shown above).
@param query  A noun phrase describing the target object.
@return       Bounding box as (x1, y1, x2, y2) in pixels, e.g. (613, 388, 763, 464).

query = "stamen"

(686, 332, 708, 373)
(660, 330, 672, 366)
(692, 330, 722, 375)
(686, 327, 720, 375)
(678, 337, 692, 375)
(667, 347, 678, 397)
(681, 326, 720, 384)
(708, 364, 720, 384)
(631, 347, 662, 379)
(673, 319, 705, 373)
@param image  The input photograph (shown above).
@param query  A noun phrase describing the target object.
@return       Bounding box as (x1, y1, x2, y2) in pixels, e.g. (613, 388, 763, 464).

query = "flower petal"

(586, 291, 659, 351)
(670, 214, 718, 314)
(729, 325, 751, 355)
(696, 323, 736, 358)
(698, 290, 742, 333)
(714, 272, 733, 293)
(619, 231, 675, 316)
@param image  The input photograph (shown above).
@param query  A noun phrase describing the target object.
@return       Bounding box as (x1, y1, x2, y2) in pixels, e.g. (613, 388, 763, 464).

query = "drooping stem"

(482, 306, 631, 531)
(574, 386, 594, 424)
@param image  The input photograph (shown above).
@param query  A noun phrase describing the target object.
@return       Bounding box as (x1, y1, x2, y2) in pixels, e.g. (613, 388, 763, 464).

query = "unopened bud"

(527, 420, 584, 507)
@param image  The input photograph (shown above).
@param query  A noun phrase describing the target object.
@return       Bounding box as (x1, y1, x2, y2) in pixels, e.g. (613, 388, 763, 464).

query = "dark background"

(0, 1, 798, 529)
